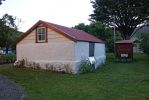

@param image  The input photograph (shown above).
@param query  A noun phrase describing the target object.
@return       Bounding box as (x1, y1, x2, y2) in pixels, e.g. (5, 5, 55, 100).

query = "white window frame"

(36, 27, 46, 43)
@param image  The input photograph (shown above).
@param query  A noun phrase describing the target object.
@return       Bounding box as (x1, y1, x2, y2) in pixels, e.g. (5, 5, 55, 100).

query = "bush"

(45, 63, 72, 74)
(0, 54, 16, 64)
(141, 34, 149, 56)
(79, 59, 95, 73)
(14, 59, 25, 68)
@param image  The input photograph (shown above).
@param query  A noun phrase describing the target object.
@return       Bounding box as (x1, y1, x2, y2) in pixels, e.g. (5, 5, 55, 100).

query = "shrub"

(45, 63, 72, 74)
(79, 59, 95, 73)
(31, 62, 41, 70)
(141, 34, 149, 56)
(14, 59, 25, 68)
(63, 64, 72, 73)
(25, 61, 41, 70)
(0, 54, 16, 63)
(45, 64, 56, 71)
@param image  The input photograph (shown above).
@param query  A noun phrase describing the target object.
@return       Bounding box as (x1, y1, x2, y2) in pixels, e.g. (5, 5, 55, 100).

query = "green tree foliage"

(141, 34, 149, 56)
(0, 0, 21, 53)
(73, 22, 121, 52)
(73, 23, 89, 32)
(90, 0, 149, 39)
(0, 14, 21, 53)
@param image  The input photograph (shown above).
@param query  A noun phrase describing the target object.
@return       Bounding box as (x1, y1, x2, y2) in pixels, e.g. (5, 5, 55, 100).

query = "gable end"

(16, 20, 76, 44)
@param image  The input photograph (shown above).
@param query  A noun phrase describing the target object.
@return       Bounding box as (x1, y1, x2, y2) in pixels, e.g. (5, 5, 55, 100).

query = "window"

(89, 42, 95, 57)
(36, 27, 47, 43)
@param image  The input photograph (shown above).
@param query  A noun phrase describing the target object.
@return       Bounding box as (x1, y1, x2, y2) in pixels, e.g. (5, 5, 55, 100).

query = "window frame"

(36, 27, 47, 43)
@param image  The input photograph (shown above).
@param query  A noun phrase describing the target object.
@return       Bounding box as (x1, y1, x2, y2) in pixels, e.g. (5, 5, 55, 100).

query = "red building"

(115, 40, 133, 61)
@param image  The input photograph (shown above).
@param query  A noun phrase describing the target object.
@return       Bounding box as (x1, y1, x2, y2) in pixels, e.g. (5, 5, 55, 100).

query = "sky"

(0, 0, 93, 32)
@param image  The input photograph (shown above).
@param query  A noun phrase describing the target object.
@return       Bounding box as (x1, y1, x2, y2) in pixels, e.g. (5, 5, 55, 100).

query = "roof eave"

(76, 40, 105, 43)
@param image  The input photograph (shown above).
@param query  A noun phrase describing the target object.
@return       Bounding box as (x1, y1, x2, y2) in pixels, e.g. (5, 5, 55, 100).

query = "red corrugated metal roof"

(44, 21, 104, 43)
(115, 40, 133, 44)
(16, 20, 104, 44)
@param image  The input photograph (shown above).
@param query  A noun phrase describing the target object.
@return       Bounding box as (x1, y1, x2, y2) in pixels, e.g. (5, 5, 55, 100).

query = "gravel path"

(0, 74, 25, 100)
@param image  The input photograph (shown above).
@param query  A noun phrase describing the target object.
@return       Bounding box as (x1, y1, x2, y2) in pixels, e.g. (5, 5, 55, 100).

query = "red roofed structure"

(115, 40, 133, 61)
(16, 20, 106, 74)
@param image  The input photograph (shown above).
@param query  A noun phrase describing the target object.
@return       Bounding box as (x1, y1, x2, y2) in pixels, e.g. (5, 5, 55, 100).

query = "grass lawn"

(0, 54, 149, 100)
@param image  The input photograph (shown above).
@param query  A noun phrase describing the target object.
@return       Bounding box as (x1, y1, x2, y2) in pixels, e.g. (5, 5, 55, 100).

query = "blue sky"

(0, 0, 93, 32)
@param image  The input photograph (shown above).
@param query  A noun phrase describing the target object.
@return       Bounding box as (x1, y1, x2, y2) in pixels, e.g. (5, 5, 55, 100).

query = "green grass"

(0, 54, 149, 100)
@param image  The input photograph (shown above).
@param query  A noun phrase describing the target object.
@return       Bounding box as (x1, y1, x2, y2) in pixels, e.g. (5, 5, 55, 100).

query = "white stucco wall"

(94, 43, 106, 68)
(17, 42, 75, 61)
(17, 41, 78, 73)
(75, 42, 89, 61)
(74, 41, 106, 72)
(74, 42, 89, 72)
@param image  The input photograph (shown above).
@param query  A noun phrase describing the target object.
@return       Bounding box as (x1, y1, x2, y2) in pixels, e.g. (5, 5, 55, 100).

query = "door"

(89, 42, 95, 68)
(89, 42, 95, 57)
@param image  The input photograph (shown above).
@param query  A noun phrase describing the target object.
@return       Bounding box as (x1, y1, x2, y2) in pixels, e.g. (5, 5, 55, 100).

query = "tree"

(74, 22, 121, 52)
(90, 0, 149, 39)
(0, 0, 21, 53)
(73, 23, 89, 32)
(0, 14, 19, 53)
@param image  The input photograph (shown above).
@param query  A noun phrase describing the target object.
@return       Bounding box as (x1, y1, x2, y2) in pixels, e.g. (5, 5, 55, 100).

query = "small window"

(36, 27, 47, 43)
